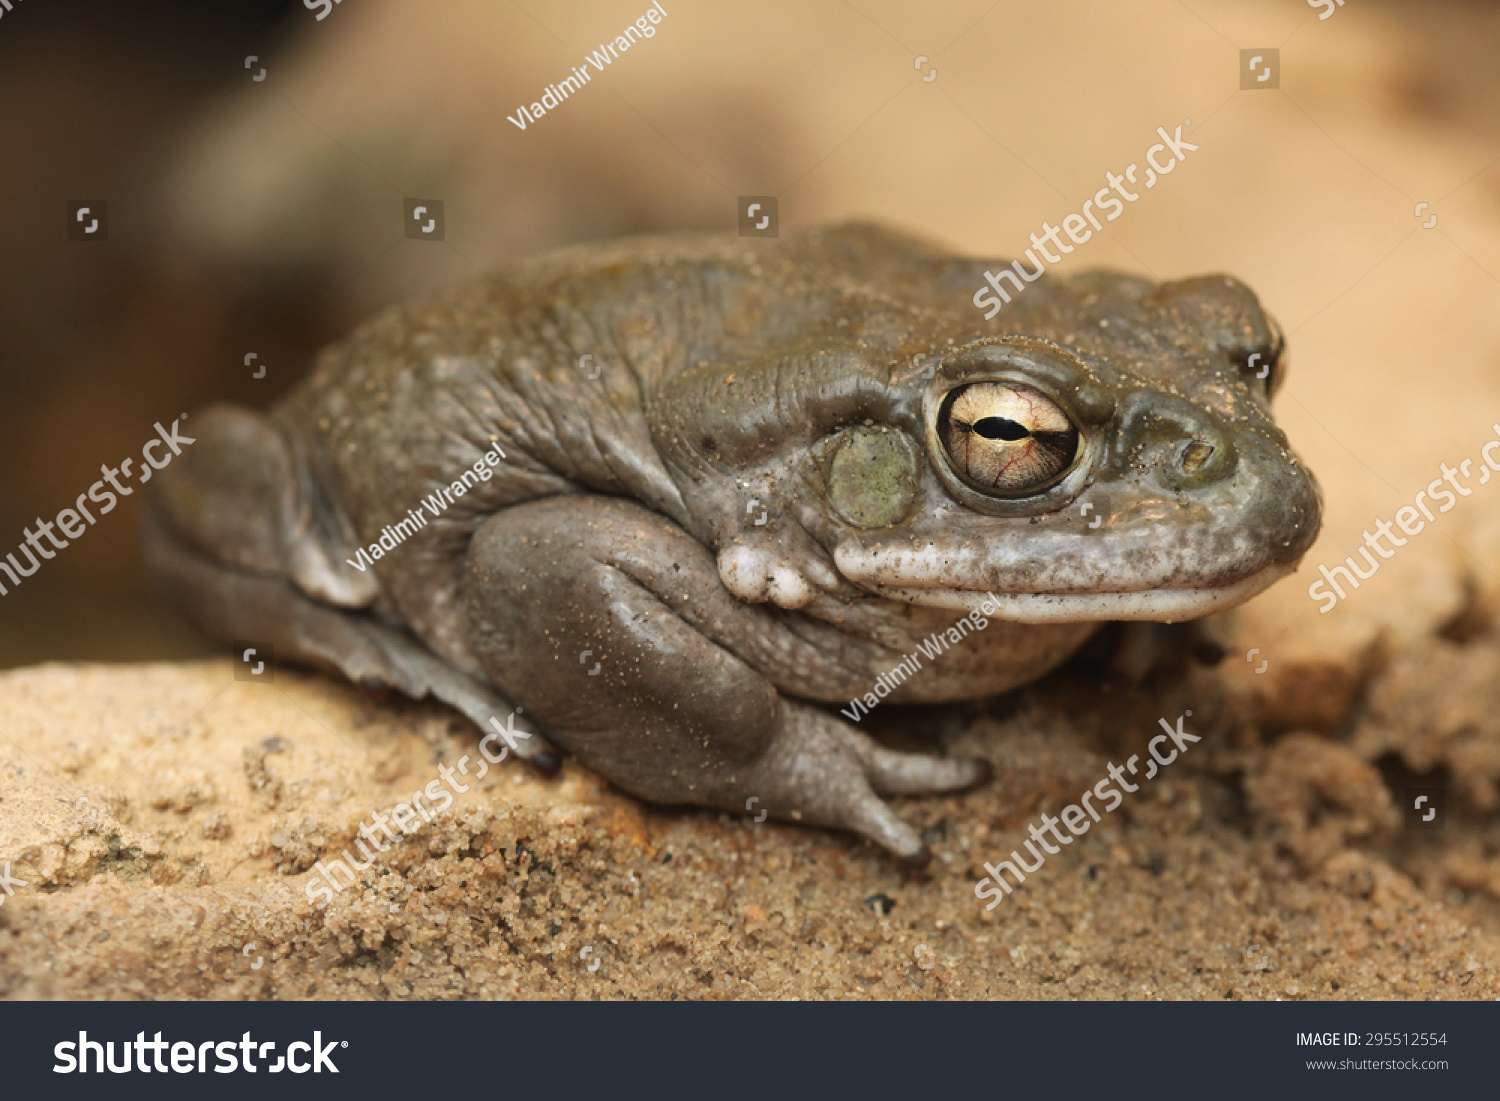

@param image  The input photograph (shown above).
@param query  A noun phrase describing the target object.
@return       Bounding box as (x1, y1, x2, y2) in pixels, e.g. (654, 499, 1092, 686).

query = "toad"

(145, 223, 1320, 865)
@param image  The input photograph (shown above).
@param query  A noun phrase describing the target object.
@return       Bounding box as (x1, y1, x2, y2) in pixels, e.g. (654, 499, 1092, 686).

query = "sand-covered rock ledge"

(1, 629, 1498, 1000)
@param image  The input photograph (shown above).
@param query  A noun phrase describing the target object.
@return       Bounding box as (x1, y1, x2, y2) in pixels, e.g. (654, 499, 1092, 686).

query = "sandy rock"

(1244, 733, 1397, 871)
(1353, 633, 1500, 813)
(0, 657, 1496, 1001)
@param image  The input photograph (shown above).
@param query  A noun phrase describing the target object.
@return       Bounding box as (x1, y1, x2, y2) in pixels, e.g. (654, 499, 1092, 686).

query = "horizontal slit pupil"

(973, 416, 1029, 441)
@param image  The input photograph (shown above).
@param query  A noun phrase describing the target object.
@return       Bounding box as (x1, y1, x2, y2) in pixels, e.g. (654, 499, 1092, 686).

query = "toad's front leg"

(461, 496, 989, 865)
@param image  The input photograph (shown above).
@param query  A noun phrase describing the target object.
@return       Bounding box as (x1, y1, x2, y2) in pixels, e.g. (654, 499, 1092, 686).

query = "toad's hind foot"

(741, 700, 992, 867)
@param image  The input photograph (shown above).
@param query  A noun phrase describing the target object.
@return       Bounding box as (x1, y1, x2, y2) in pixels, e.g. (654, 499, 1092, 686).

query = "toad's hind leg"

(143, 403, 556, 765)
(459, 495, 990, 864)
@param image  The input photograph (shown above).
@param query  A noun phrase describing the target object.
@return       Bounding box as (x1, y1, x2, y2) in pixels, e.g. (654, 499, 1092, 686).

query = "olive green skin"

(144, 223, 1319, 864)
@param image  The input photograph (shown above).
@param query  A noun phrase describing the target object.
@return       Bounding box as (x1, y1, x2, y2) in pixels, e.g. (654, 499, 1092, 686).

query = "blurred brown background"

(2, 0, 1499, 668)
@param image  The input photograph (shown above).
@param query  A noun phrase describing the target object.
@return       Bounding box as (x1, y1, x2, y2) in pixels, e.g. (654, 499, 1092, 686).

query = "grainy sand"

(0, 620, 1497, 1000)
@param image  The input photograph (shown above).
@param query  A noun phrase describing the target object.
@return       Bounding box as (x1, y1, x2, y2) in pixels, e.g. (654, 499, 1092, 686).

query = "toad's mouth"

(856, 565, 1290, 622)
(831, 501, 1317, 622)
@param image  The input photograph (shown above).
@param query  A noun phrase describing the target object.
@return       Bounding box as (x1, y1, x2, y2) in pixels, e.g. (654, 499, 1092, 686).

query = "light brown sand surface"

(0, 626, 1497, 1000)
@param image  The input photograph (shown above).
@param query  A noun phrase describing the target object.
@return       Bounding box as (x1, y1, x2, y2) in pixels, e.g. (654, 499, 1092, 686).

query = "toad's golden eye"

(937, 382, 1080, 495)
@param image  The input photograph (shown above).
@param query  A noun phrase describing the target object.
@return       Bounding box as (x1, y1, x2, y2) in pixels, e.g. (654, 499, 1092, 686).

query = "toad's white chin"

(865, 564, 1292, 623)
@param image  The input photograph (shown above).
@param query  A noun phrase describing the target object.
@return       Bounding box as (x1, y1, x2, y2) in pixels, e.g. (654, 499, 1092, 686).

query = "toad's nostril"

(1178, 440, 1215, 476)
(1117, 391, 1236, 492)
